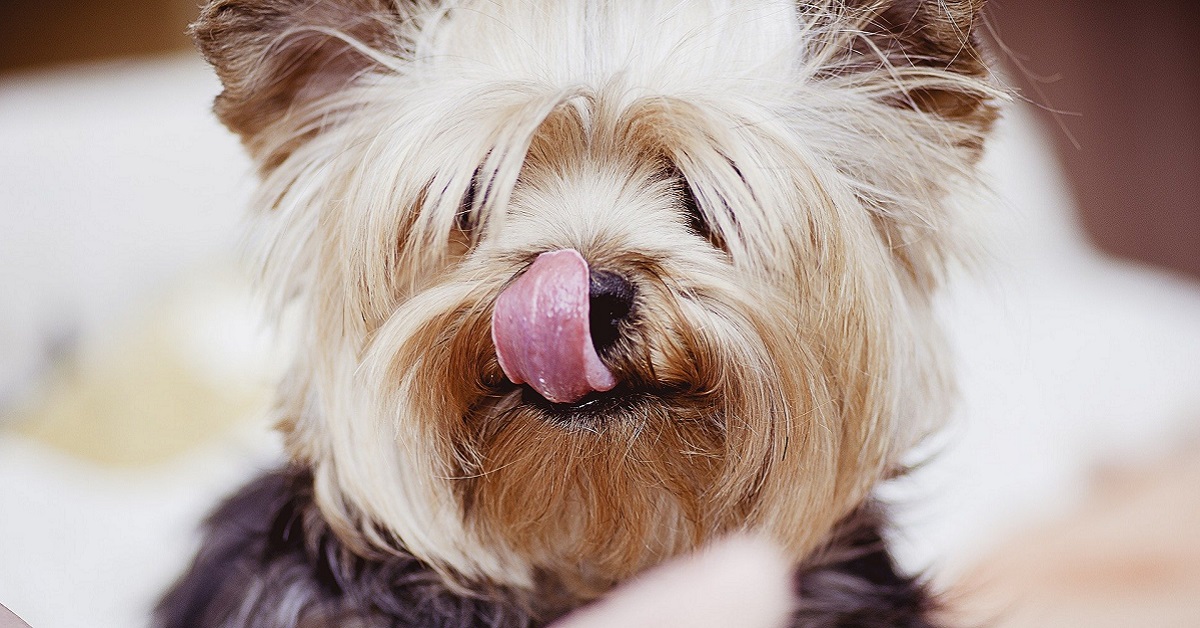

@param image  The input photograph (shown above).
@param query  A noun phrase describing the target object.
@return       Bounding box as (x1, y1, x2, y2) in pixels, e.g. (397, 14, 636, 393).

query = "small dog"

(158, 1, 1000, 625)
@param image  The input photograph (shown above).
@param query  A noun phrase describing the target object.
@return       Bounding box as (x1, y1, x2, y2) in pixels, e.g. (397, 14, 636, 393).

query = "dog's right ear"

(192, 0, 406, 161)
(838, 0, 995, 126)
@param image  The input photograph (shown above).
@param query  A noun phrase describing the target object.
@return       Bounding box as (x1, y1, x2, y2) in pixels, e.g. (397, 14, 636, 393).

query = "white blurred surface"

(0, 54, 1198, 627)
(0, 55, 264, 627)
(0, 436, 276, 628)
(0, 54, 252, 408)
(888, 106, 1200, 578)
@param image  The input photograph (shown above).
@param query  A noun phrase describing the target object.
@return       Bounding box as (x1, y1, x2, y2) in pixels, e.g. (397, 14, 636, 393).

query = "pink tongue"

(491, 249, 618, 404)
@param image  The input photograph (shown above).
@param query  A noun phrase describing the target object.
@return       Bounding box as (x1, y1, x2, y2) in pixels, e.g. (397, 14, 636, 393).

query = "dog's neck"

(156, 468, 939, 627)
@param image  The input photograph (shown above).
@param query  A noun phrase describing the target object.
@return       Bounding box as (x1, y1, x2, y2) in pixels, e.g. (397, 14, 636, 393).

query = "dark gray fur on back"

(154, 469, 942, 628)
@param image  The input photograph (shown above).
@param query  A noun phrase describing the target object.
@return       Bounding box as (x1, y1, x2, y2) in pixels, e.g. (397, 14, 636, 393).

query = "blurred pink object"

(554, 537, 792, 628)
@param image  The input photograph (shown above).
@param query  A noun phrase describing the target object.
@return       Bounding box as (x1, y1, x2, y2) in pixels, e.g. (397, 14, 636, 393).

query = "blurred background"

(1, 1, 1198, 627)
(4, 0, 1197, 280)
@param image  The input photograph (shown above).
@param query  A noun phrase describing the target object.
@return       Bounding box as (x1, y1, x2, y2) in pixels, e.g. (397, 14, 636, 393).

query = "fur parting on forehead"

(409, 0, 806, 92)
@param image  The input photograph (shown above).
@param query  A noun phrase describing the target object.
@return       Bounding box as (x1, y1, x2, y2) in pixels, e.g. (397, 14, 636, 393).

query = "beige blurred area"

(1, 1, 1198, 627)
(946, 449, 1200, 627)
(7, 268, 273, 467)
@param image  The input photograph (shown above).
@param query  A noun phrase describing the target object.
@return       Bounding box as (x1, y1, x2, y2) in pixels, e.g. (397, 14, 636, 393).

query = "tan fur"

(195, 0, 1004, 606)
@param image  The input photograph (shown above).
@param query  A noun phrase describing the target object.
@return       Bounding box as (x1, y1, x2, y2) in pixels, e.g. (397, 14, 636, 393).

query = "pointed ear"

(191, 0, 405, 159)
(838, 0, 997, 128)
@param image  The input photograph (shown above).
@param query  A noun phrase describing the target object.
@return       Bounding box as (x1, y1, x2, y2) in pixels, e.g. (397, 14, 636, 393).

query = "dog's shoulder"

(153, 469, 537, 628)
(793, 504, 943, 628)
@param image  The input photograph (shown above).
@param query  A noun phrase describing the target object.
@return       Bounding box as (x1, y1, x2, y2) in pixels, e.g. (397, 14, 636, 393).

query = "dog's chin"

(453, 375, 730, 593)
(466, 375, 721, 443)
(514, 383, 698, 427)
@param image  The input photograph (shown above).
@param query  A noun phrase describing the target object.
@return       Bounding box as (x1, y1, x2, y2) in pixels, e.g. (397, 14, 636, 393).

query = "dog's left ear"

(838, 0, 995, 128)
(192, 0, 406, 164)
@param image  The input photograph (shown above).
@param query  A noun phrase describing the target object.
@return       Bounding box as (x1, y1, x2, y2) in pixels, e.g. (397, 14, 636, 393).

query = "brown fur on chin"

(172, 0, 1004, 622)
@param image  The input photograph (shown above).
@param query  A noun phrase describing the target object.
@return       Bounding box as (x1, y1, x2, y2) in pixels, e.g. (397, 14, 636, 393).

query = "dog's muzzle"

(491, 248, 631, 404)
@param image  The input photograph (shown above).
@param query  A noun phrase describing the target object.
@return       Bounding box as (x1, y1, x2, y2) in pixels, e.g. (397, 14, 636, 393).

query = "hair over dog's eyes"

(454, 175, 482, 243)
(680, 178, 727, 252)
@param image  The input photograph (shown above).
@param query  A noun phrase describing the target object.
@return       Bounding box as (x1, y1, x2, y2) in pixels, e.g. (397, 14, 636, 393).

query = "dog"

(156, 1, 1001, 625)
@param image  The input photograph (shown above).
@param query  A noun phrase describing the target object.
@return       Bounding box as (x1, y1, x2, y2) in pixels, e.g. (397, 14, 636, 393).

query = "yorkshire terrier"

(157, 0, 1001, 625)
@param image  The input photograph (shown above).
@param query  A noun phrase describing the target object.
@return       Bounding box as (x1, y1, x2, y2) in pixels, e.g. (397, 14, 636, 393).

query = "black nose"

(589, 270, 635, 354)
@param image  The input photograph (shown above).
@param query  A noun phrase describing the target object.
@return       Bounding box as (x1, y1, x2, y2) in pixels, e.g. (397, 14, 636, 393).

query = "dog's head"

(195, 0, 999, 600)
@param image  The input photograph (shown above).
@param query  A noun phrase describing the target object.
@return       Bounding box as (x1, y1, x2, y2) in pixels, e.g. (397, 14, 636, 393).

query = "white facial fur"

(201, 0, 1001, 598)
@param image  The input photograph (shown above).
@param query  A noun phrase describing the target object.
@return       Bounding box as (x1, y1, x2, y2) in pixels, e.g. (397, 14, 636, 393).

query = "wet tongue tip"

(491, 249, 617, 404)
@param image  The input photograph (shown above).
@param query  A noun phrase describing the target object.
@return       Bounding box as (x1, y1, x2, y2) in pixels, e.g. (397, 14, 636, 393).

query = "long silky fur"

(173, 0, 1004, 624)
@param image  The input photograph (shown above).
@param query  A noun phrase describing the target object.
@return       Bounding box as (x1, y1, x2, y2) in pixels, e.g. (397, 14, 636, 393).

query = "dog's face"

(196, 0, 998, 599)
